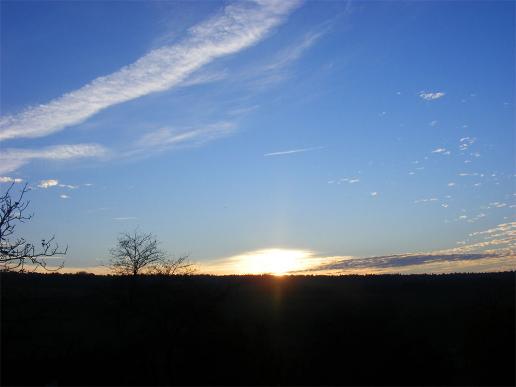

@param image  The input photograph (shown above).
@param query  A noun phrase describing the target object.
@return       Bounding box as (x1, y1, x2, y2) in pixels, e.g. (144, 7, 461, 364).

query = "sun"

(240, 248, 309, 275)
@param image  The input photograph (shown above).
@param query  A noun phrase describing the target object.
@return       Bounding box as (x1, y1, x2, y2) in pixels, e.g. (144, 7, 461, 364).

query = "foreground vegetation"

(1, 272, 514, 386)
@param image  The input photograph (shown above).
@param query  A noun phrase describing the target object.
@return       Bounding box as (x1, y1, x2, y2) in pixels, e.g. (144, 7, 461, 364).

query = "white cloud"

(59, 194, 70, 199)
(448, 182, 456, 187)
(429, 120, 438, 127)
(419, 91, 445, 100)
(0, 144, 108, 174)
(0, 1, 300, 142)
(0, 176, 23, 183)
(489, 202, 507, 208)
(370, 192, 378, 197)
(264, 146, 324, 157)
(38, 179, 59, 189)
(432, 148, 447, 153)
(113, 217, 138, 221)
(459, 137, 476, 151)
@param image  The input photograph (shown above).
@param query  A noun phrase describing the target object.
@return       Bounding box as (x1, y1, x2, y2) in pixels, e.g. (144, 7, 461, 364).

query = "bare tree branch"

(0, 182, 67, 272)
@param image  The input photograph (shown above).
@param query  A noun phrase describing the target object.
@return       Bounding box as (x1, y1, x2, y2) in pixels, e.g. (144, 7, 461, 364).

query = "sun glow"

(239, 248, 311, 275)
(199, 248, 343, 275)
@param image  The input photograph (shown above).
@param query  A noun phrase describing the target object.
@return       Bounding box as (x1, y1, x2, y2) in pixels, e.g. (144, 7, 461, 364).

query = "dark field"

(1, 272, 514, 386)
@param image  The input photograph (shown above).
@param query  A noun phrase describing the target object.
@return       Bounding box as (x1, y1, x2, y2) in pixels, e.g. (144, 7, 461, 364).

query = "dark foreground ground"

(1, 272, 514, 386)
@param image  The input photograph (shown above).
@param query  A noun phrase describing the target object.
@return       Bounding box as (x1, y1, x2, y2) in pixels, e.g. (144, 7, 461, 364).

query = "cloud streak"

(0, 0, 300, 142)
(264, 146, 324, 157)
(0, 144, 108, 174)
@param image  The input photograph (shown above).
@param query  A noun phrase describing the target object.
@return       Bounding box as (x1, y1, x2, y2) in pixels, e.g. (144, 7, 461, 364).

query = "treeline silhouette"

(1, 272, 514, 386)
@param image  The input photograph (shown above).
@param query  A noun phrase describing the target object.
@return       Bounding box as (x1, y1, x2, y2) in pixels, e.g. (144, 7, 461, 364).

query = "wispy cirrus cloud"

(136, 121, 236, 151)
(241, 27, 328, 90)
(185, 22, 328, 95)
(265, 29, 326, 72)
(264, 146, 324, 157)
(0, 144, 108, 174)
(0, 0, 301, 142)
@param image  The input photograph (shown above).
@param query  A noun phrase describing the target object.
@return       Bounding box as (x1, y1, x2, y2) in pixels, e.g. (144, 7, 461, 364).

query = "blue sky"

(1, 0, 514, 274)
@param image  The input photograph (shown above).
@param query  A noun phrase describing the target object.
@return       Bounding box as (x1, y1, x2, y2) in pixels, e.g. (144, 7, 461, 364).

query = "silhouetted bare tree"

(109, 230, 194, 276)
(0, 183, 67, 271)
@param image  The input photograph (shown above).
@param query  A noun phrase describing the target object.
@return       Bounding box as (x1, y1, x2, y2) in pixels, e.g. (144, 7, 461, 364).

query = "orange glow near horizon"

(198, 248, 348, 275)
(240, 249, 308, 275)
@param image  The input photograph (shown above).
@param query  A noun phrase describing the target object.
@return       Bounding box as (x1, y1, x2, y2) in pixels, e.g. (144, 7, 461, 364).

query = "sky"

(1, 0, 514, 275)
